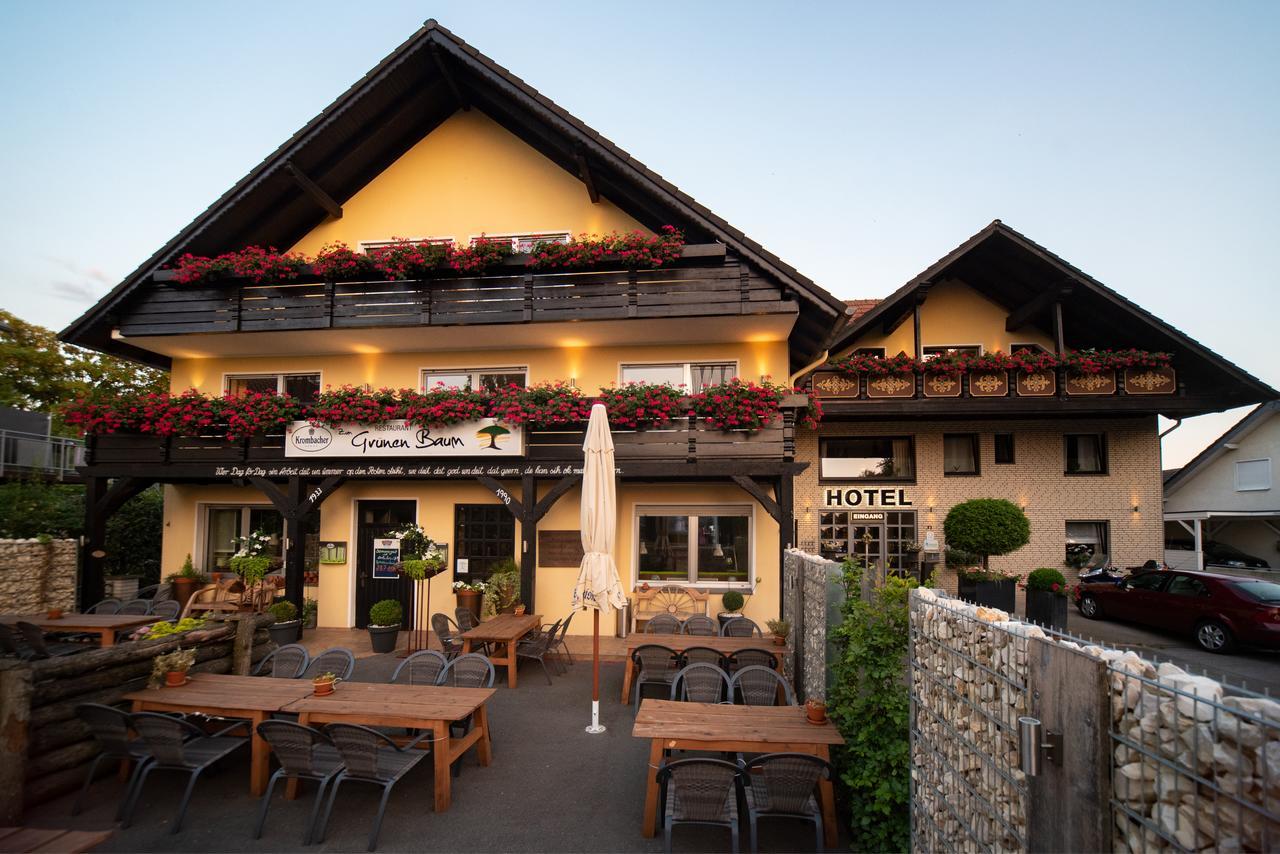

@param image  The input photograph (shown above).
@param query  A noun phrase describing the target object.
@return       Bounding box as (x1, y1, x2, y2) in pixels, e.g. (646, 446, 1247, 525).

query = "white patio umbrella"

(571, 403, 626, 734)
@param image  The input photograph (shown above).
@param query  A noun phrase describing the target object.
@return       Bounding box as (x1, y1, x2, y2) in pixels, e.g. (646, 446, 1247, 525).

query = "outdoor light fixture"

(319, 541, 348, 564)
(1132, 504, 1141, 513)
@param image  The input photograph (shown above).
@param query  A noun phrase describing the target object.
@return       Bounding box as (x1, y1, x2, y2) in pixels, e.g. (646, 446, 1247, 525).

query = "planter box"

(922, 372, 962, 397)
(1025, 589, 1068, 631)
(368, 624, 400, 654)
(268, 620, 302, 646)
(810, 370, 861, 399)
(1123, 366, 1176, 395)
(956, 577, 1016, 612)
(1016, 369, 1056, 397)
(1065, 370, 1116, 395)
(968, 370, 1009, 397)
(865, 373, 916, 399)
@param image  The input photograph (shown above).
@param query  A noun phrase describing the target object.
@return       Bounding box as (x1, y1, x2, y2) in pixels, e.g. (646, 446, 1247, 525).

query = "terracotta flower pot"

(805, 699, 827, 724)
(165, 670, 187, 687)
(313, 678, 336, 696)
(46, 608, 63, 620)
(171, 576, 202, 610)
(514, 604, 527, 616)
(772, 635, 786, 647)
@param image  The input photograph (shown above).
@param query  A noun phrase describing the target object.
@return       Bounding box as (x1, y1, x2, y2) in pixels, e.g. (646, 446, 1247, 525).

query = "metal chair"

(304, 647, 356, 681)
(253, 643, 310, 678)
(727, 647, 778, 672)
(454, 607, 489, 655)
(671, 662, 732, 704)
(656, 757, 745, 853)
(551, 611, 575, 665)
(632, 644, 681, 713)
(516, 618, 562, 686)
(741, 753, 833, 853)
(389, 649, 448, 686)
(121, 712, 248, 834)
(721, 616, 763, 638)
(118, 598, 151, 616)
(150, 599, 182, 621)
(438, 652, 495, 689)
(85, 598, 122, 615)
(72, 703, 156, 818)
(15, 622, 82, 659)
(316, 723, 433, 852)
(431, 613, 464, 659)
(136, 583, 173, 601)
(682, 645, 726, 669)
(731, 665, 796, 706)
(681, 614, 718, 636)
(645, 613, 682, 635)
(253, 721, 345, 845)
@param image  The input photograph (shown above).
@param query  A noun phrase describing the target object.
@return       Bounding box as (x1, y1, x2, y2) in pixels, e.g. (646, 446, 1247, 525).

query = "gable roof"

(1163, 401, 1280, 495)
(60, 20, 845, 366)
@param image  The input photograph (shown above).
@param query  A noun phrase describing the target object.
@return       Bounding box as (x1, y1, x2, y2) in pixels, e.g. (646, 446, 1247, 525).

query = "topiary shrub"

(721, 590, 744, 612)
(944, 546, 981, 569)
(943, 499, 1031, 571)
(1026, 567, 1068, 595)
(267, 600, 298, 623)
(369, 599, 402, 627)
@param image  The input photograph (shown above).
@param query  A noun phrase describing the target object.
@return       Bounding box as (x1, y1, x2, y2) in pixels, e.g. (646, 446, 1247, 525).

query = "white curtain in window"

(691, 363, 734, 392)
(1075, 436, 1101, 471)
(892, 439, 914, 477)
(943, 436, 976, 473)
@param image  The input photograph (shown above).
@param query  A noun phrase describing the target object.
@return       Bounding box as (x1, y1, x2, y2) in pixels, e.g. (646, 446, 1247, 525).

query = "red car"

(1075, 570, 1280, 653)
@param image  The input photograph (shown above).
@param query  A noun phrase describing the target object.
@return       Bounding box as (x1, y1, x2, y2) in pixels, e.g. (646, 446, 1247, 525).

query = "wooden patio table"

(0, 613, 158, 648)
(460, 613, 541, 688)
(620, 635, 781, 703)
(121, 673, 315, 796)
(632, 699, 844, 847)
(0, 826, 113, 853)
(282, 682, 495, 812)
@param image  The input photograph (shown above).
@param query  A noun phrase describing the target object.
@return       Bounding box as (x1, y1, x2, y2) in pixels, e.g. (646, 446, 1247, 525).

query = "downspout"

(789, 350, 830, 388)
(1158, 418, 1183, 439)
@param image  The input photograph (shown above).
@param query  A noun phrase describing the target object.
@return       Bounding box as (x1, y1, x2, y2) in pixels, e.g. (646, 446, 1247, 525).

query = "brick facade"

(795, 415, 1164, 592)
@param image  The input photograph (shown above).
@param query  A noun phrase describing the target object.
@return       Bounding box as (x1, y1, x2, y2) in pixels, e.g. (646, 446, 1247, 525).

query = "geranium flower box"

(1123, 366, 1176, 395)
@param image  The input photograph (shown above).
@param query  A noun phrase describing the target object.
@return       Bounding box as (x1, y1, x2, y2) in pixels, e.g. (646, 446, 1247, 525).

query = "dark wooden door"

(354, 500, 416, 629)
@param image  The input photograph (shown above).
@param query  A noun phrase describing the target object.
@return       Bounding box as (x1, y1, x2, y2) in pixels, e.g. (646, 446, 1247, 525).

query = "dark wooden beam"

(884, 282, 931, 337)
(573, 144, 600, 204)
(913, 301, 923, 360)
(284, 161, 342, 220)
(777, 472, 794, 623)
(532, 474, 582, 522)
(80, 476, 155, 608)
(430, 42, 469, 111)
(297, 475, 346, 518)
(1006, 283, 1073, 332)
(520, 474, 537, 611)
(475, 475, 524, 520)
(731, 475, 782, 524)
(1053, 300, 1066, 356)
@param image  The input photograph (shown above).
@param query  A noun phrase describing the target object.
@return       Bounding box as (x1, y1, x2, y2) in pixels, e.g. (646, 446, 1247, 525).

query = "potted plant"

(267, 600, 302, 645)
(944, 498, 1030, 611)
(367, 599, 402, 654)
(805, 698, 827, 724)
(1024, 567, 1070, 630)
(481, 560, 521, 617)
(312, 671, 338, 696)
(765, 618, 790, 646)
(955, 567, 1018, 612)
(302, 598, 319, 630)
(150, 647, 196, 688)
(717, 590, 745, 630)
(453, 580, 487, 623)
(167, 554, 207, 610)
(229, 529, 275, 607)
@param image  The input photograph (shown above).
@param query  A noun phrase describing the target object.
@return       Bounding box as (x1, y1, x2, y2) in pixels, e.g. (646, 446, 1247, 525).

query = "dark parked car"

(1075, 570, 1280, 653)
(1164, 540, 1270, 570)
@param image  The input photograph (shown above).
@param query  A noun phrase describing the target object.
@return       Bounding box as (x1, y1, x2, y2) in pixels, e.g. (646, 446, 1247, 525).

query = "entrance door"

(848, 524, 885, 574)
(355, 500, 416, 629)
(818, 510, 885, 571)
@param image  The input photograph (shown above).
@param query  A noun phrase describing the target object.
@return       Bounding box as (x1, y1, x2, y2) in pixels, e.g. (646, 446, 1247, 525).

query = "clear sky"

(0, 1, 1275, 466)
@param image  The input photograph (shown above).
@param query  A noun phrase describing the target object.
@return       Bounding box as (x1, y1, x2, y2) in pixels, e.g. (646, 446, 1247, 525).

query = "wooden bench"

(630, 585, 710, 633)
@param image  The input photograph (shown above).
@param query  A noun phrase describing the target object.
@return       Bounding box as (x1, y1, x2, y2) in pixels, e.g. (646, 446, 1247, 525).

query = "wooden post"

(0, 663, 34, 823)
(80, 476, 108, 609)
(283, 477, 306, 609)
(1026, 637, 1112, 853)
(231, 615, 258, 675)
(520, 474, 537, 611)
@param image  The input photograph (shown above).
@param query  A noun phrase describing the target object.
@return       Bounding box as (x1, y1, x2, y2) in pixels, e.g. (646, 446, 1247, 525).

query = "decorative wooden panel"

(538, 531, 585, 567)
(1123, 367, 1176, 395)
(1065, 370, 1117, 396)
(968, 371, 1009, 397)
(1015, 370, 1056, 397)
(865, 373, 916, 399)
(810, 371, 860, 399)
(922, 373, 962, 398)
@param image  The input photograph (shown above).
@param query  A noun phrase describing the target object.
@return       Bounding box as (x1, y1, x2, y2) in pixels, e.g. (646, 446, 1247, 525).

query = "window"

(923, 345, 981, 360)
(471, 231, 571, 253)
(202, 506, 282, 572)
(994, 433, 1016, 465)
(818, 510, 917, 577)
(226, 373, 321, 405)
(422, 367, 527, 392)
(943, 434, 980, 475)
(1065, 433, 1107, 474)
(1010, 343, 1049, 354)
(636, 507, 751, 586)
(1126, 572, 1167, 592)
(359, 237, 454, 252)
(1166, 575, 1210, 598)
(454, 504, 515, 579)
(1066, 521, 1108, 568)
(819, 437, 915, 481)
(853, 347, 886, 358)
(1235, 458, 1271, 492)
(619, 362, 737, 392)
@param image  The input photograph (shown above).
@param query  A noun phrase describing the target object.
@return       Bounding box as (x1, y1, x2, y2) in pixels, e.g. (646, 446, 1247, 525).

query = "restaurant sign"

(823, 487, 913, 509)
(285, 419, 523, 458)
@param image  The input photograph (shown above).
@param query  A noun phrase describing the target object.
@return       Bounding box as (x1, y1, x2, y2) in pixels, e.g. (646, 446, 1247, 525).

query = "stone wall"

(0, 539, 78, 613)
(781, 548, 840, 701)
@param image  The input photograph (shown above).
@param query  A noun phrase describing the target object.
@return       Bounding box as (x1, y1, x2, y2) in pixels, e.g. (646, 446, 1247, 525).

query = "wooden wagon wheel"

(651, 585, 699, 620)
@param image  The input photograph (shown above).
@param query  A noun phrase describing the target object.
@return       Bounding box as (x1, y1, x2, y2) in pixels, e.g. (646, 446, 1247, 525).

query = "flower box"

(810, 370, 861, 399)
(865, 373, 916, 399)
(922, 372, 962, 398)
(1025, 589, 1068, 630)
(967, 370, 1009, 397)
(1015, 369, 1056, 397)
(1065, 370, 1116, 395)
(1123, 366, 1176, 395)
(956, 577, 1016, 612)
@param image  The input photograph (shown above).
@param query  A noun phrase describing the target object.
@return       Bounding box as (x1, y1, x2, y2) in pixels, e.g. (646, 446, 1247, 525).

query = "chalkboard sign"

(538, 530, 585, 568)
(372, 538, 401, 579)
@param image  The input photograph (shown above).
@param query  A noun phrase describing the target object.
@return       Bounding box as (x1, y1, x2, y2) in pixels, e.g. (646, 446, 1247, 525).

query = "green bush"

(943, 546, 981, 569)
(481, 560, 521, 618)
(955, 567, 1016, 583)
(721, 590, 744, 612)
(369, 599, 402, 627)
(1026, 567, 1068, 595)
(943, 499, 1030, 570)
(268, 600, 298, 623)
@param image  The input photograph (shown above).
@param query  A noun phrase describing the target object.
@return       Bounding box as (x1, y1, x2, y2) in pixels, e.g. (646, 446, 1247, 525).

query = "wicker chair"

(645, 613, 682, 635)
(316, 723, 433, 852)
(253, 721, 345, 845)
(118, 598, 152, 616)
(682, 645, 726, 669)
(516, 618, 562, 686)
(731, 665, 796, 707)
(741, 753, 833, 853)
(85, 598, 122, 615)
(454, 607, 489, 655)
(656, 757, 745, 853)
(431, 613, 463, 659)
(670, 663, 732, 704)
(721, 616, 763, 638)
(727, 647, 778, 672)
(150, 599, 182, 621)
(72, 704, 156, 818)
(681, 615, 719, 636)
(304, 647, 356, 681)
(389, 650, 448, 686)
(438, 652, 495, 689)
(551, 611, 575, 665)
(631, 644, 680, 713)
(254, 643, 310, 678)
(15, 622, 82, 659)
(0, 624, 34, 659)
(121, 712, 248, 834)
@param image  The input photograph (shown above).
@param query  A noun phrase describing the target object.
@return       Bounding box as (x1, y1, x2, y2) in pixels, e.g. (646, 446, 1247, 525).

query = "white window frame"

(617, 360, 739, 392)
(1235, 458, 1272, 492)
(921, 344, 985, 360)
(466, 230, 572, 253)
(633, 504, 755, 589)
(420, 366, 529, 392)
(223, 371, 323, 398)
(196, 503, 281, 573)
(358, 237, 455, 253)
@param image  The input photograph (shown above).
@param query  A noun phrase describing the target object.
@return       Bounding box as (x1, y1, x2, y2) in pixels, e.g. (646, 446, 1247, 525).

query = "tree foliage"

(943, 498, 1031, 569)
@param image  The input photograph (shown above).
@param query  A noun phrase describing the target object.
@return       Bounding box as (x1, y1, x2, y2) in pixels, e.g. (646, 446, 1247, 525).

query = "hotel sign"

(285, 419, 523, 458)
(823, 487, 913, 509)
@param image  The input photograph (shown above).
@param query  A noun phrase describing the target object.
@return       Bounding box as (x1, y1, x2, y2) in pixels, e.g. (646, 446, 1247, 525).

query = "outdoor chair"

(681, 614, 719, 636)
(118, 598, 152, 616)
(516, 618, 562, 686)
(150, 599, 182, 621)
(254, 643, 310, 678)
(71, 703, 160, 818)
(645, 613, 682, 635)
(316, 723, 434, 852)
(656, 757, 745, 854)
(454, 607, 489, 655)
(731, 665, 796, 707)
(15, 622, 82, 659)
(253, 721, 345, 845)
(121, 712, 248, 834)
(682, 645, 726, 669)
(389, 649, 448, 686)
(727, 648, 778, 672)
(85, 598, 122, 615)
(305, 647, 356, 681)
(0, 624, 35, 659)
(741, 753, 833, 853)
(721, 616, 763, 638)
(631, 644, 681, 713)
(550, 611, 574, 666)
(431, 613, 464, 659)
(438, 652, 495, 689)
(670, 662, 732, 704)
